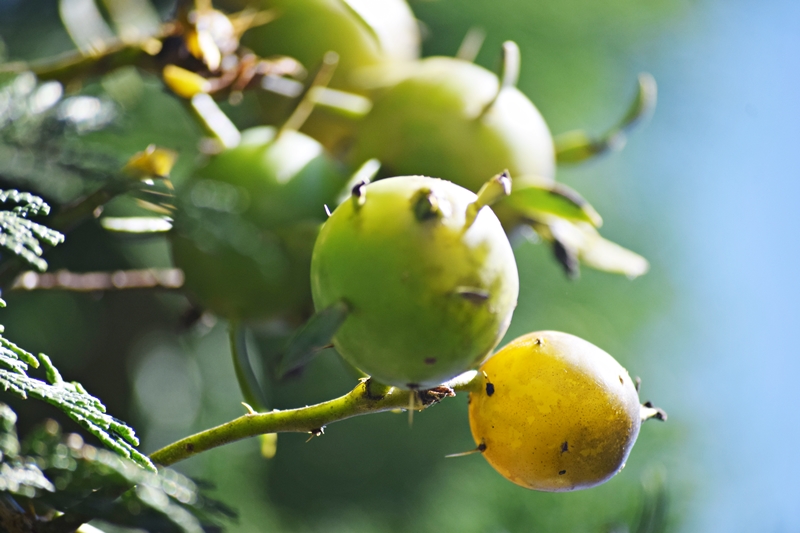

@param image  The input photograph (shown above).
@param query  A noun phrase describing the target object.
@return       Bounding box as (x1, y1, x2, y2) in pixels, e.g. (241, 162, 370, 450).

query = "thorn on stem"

(305, 427, 324, 442)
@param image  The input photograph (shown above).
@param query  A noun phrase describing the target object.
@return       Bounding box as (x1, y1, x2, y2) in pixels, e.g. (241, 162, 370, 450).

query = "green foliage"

(0, 403, 233, 533)
(0, 337, 152, 470)
(0, 190, 150, 470)
(0, 73, 121, 202)
(0, 189, 64, 272)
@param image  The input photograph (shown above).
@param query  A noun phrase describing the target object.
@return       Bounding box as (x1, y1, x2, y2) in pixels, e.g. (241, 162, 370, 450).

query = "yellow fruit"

(468, 331, 641, 491)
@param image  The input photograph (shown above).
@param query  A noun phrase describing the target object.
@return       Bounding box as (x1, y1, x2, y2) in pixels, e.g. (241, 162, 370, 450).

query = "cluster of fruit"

(165, 0, 661, 492)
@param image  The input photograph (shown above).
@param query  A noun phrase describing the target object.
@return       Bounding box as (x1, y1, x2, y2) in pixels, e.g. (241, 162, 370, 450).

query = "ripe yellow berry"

(468, 331, 641, 491)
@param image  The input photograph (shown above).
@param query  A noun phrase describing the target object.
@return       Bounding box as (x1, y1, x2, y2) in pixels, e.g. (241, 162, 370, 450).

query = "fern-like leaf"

(0, 405, 233, 532)
(0, 334, 153, 470)
(0, 189, 64, 272)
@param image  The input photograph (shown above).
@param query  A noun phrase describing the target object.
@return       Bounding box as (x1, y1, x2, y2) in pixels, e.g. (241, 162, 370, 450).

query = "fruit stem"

(640, 402, 668, 422)
(149, 370, 483, 466)
(441, 369, 484, 393)
(278, 51, 339, 137)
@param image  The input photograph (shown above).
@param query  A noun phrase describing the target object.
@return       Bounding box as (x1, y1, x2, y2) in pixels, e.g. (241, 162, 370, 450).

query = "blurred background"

(1, 0, 798, 531)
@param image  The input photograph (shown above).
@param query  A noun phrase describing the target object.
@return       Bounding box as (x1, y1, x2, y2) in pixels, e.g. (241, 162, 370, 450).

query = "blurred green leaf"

(0, 405, 234, 532)
(503, 178, 602, 227)
(278, 301, 349, 378)
(542, 217, 649, 278)
(555, 73, 657, 163)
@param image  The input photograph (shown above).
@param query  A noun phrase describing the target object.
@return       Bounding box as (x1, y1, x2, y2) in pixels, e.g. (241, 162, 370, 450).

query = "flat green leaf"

(278, 301, 349, 378)
(503, 179, 602, 227)
(229, 324, 269, 411)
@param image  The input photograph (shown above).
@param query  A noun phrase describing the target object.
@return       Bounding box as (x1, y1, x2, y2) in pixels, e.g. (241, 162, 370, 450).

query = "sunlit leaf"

(547, 218, 649, 278)
(502, 178, 602, 227)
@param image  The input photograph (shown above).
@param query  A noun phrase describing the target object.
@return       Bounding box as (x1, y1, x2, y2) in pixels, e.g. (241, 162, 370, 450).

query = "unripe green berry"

(171, 126, 348, 322)
(243, 0, 420, 90)
(350, 57, 556, 193)
(311, 175, 519, 388)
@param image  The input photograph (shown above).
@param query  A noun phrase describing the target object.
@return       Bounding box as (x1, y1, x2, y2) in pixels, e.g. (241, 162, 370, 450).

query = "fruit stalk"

(149, 371, 483, 466)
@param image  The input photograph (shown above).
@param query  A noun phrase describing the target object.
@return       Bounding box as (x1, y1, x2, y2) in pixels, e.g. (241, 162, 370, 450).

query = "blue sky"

(633, 0, 800, 529)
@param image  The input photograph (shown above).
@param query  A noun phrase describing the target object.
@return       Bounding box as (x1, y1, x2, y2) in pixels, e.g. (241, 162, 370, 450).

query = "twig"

(150, 371, 483, 466)
(10, 268, 184, 291)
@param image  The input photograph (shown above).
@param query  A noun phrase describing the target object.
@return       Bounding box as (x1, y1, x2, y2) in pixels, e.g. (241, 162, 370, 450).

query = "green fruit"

(171, 126, 348, 322)
(243, 0, 420, 90)
(349, 56, 556, 193)
(311, 175, 519, 389)
(468, 331, 642, 491)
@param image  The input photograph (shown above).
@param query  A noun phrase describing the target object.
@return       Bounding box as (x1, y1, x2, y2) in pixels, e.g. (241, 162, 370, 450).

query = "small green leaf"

(555, 73, 657, 163)
(502, 178, 602, 227)
(229, 323, 269, 411)
(278, 301, 349, 378)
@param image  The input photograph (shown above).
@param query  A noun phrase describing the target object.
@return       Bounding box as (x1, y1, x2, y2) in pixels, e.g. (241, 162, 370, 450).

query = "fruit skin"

(349, 57, 556, 193)
(243, 0, 420, 153)
(468, 331, 641, 492)
(171, 126, 348, 322)
(311, 176, 519, 389)
(243, 0, 420, 90)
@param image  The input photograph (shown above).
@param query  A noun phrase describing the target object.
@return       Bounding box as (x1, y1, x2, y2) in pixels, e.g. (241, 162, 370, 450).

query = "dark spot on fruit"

(534, 337, 542, 345)
(559, 470, 566, 475)
(619, 375, 624, 385)
(485, 382, 495, 396)
(412, 188, 441, 221)
(456, 287, 490, 303)
(478, 441, 487, 452)
(561, 441, 569, 453)
(424, 357, 437, 365)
